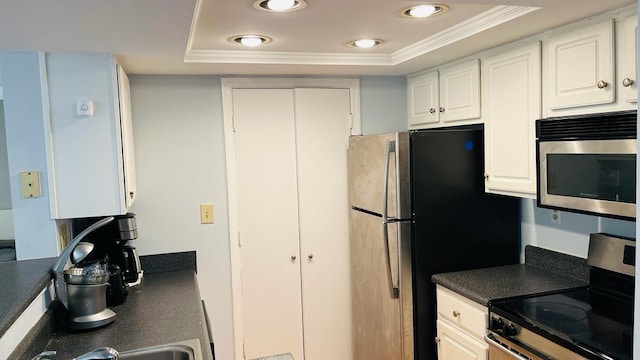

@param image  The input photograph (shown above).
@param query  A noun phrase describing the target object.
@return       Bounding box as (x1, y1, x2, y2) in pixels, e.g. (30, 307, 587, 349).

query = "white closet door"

(294, 88, 352, 360)
(233, 88, 304, 360)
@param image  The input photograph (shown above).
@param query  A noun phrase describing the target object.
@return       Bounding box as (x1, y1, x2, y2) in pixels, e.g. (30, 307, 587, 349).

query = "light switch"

(20, 171, 41, 198)
(200, 204, 214, 224)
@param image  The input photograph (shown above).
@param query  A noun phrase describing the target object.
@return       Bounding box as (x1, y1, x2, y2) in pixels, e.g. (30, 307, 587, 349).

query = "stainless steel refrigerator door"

(348, 133, 411, 219)
(351, 208, 414, 360)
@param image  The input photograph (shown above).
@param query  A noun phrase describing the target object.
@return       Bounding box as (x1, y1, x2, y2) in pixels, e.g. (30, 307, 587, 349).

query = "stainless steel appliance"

(536, 110, 637, 220)
(488, 233, 635, 360)
(348, 126, 521, 360)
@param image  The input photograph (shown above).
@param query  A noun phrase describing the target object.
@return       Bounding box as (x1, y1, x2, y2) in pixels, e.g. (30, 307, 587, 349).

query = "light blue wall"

(0, 101, 11, 210)
(521, 198, 635, 259)
(360, 76, 407, 134)
(0, 53, 58, 259)
(127, 74, 408, 360)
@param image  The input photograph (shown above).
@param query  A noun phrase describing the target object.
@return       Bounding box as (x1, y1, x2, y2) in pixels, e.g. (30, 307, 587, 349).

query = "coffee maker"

(73, 213, 143, 287)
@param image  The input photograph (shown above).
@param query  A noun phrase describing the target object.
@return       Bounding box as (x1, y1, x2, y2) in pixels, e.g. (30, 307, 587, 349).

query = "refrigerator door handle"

(383, 220, 400, 299)
(382, 139, 396, 222)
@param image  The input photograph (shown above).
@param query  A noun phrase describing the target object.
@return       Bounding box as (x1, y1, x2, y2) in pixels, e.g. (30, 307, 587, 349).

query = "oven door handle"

(485, 334, 531, 360)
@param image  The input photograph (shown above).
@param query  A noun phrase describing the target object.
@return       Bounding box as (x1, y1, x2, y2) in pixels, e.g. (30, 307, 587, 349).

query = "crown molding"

(391, 5, 541, 64)
(185, 49, 392, 65)
(184, 5, 540, 67)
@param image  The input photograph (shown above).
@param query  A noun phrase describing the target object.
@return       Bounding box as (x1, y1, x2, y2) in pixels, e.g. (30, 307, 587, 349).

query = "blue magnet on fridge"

(464, 140, 474, 151)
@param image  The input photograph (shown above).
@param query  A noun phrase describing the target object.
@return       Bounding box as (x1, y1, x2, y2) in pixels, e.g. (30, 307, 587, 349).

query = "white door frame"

(221, 77, 361, 360)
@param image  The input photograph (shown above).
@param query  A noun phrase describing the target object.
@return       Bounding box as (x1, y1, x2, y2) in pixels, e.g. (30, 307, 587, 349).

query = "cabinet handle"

(429, 108, 436, 114)
(597, 80, 609, 89)
(308, 254, 314, 260)
(129, 191, 135, 199)
(291, 255, 297, 261)
(453, 310, 460, 318)
(623, 78, 635, 87)
(439, 107, 445, 113)
(484, 173, 489, 181)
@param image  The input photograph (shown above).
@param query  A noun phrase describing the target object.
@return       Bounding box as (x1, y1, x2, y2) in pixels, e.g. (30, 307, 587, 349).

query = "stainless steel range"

(487, 233, 635, 360)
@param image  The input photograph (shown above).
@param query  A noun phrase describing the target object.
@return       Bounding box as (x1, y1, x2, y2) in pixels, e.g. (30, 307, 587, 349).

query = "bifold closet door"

(233, 88, 305, 360)
(233, 87, 352, 360)
(294, 88, 352, 360)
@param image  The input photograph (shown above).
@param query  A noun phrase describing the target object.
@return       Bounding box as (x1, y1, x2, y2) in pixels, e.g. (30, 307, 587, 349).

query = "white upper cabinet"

(545, 20, 615, 112)
(117, 64, 137, 209)
(46, 54, 136, 219)
(483, 42, 541, 198)
(618, 15, 637, 104)
(408, 70, 439, 127)
(408, 59, 481, 129)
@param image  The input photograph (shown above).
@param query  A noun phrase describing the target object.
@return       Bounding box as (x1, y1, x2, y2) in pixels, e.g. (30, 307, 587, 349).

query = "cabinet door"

(439, 59, 480, 123)
(545, 20, 614, 110)
(408, 71, 439, 127)
(437, 320, 487, 360)
(46, 54, 127, 218)
(295, 88, 352, 360)
(233, 89, 305, 360)
(619, 15, 637, 104)
(116, 64, 137, 208)
(483, 43, 541, 197)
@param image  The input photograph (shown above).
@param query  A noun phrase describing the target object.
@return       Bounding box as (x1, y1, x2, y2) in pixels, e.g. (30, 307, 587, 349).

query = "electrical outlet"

(200, 204, 214, 224)
(551, 210, 561, 224)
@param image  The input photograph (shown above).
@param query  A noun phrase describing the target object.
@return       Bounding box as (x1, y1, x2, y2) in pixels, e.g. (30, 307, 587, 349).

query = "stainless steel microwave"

(536, 111, 637, 220)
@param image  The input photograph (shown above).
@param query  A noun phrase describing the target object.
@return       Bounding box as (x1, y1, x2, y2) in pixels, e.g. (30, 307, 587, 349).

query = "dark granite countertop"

(37, 270, 214, 360)
(0, 257, 56, 338)
(432, 246, 590, 306)
(432, 263, 588, 305)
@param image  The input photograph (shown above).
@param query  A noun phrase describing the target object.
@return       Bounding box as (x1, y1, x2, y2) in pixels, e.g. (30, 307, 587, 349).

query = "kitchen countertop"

(0, 257, 56, 338)
(432, 245, 590, 305)
(36, 270, 214, 360)
(432, 263, 588, 306)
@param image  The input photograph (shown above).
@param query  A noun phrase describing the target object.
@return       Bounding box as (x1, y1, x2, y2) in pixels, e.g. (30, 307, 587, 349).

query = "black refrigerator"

(348, 125, 520, 360)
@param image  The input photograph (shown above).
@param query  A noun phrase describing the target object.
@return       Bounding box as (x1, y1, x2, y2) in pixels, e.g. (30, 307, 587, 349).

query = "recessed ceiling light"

(229, 35, 272, 47)
(254, 0, 307, 12)
(402, 4, 448, 18)
(347, 39, 383, 48)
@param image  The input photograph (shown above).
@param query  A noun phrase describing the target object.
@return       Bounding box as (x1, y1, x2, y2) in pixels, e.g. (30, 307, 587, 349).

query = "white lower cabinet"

(483, 42, 541, 198)
(437, 320, 488, 360)
(436, 285, 488, 360)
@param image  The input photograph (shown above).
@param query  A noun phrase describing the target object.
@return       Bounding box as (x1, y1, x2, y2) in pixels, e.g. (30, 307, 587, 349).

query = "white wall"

(0, 53, 58, 259)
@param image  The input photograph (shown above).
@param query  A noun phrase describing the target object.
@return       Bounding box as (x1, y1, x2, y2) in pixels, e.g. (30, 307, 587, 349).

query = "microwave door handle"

(383, 221, 400, 299)
(382, 139, 396, 222)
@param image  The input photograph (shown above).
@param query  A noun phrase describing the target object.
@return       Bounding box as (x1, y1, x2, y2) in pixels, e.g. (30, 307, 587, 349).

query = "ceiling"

(0, 0, 635, 76)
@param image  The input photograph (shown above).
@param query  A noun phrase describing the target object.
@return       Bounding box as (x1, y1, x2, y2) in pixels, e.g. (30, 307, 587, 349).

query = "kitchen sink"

(119, 339, 203, 360)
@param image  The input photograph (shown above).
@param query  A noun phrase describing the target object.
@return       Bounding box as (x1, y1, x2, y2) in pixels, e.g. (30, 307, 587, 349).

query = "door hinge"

(348, 113, 354, 131)
(238, 231, 241, 247)
(243, 338, 247, 360)
(232, 113, 237, 133)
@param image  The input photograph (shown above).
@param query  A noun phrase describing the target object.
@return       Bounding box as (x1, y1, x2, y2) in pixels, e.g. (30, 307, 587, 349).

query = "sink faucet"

(31, 351, 56, 360)
(73, 347, 120, 360)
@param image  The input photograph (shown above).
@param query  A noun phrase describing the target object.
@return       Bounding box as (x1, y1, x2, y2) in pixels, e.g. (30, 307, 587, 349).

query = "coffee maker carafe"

(112, 213, 142, 285)
(74, 213, 143, 287)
